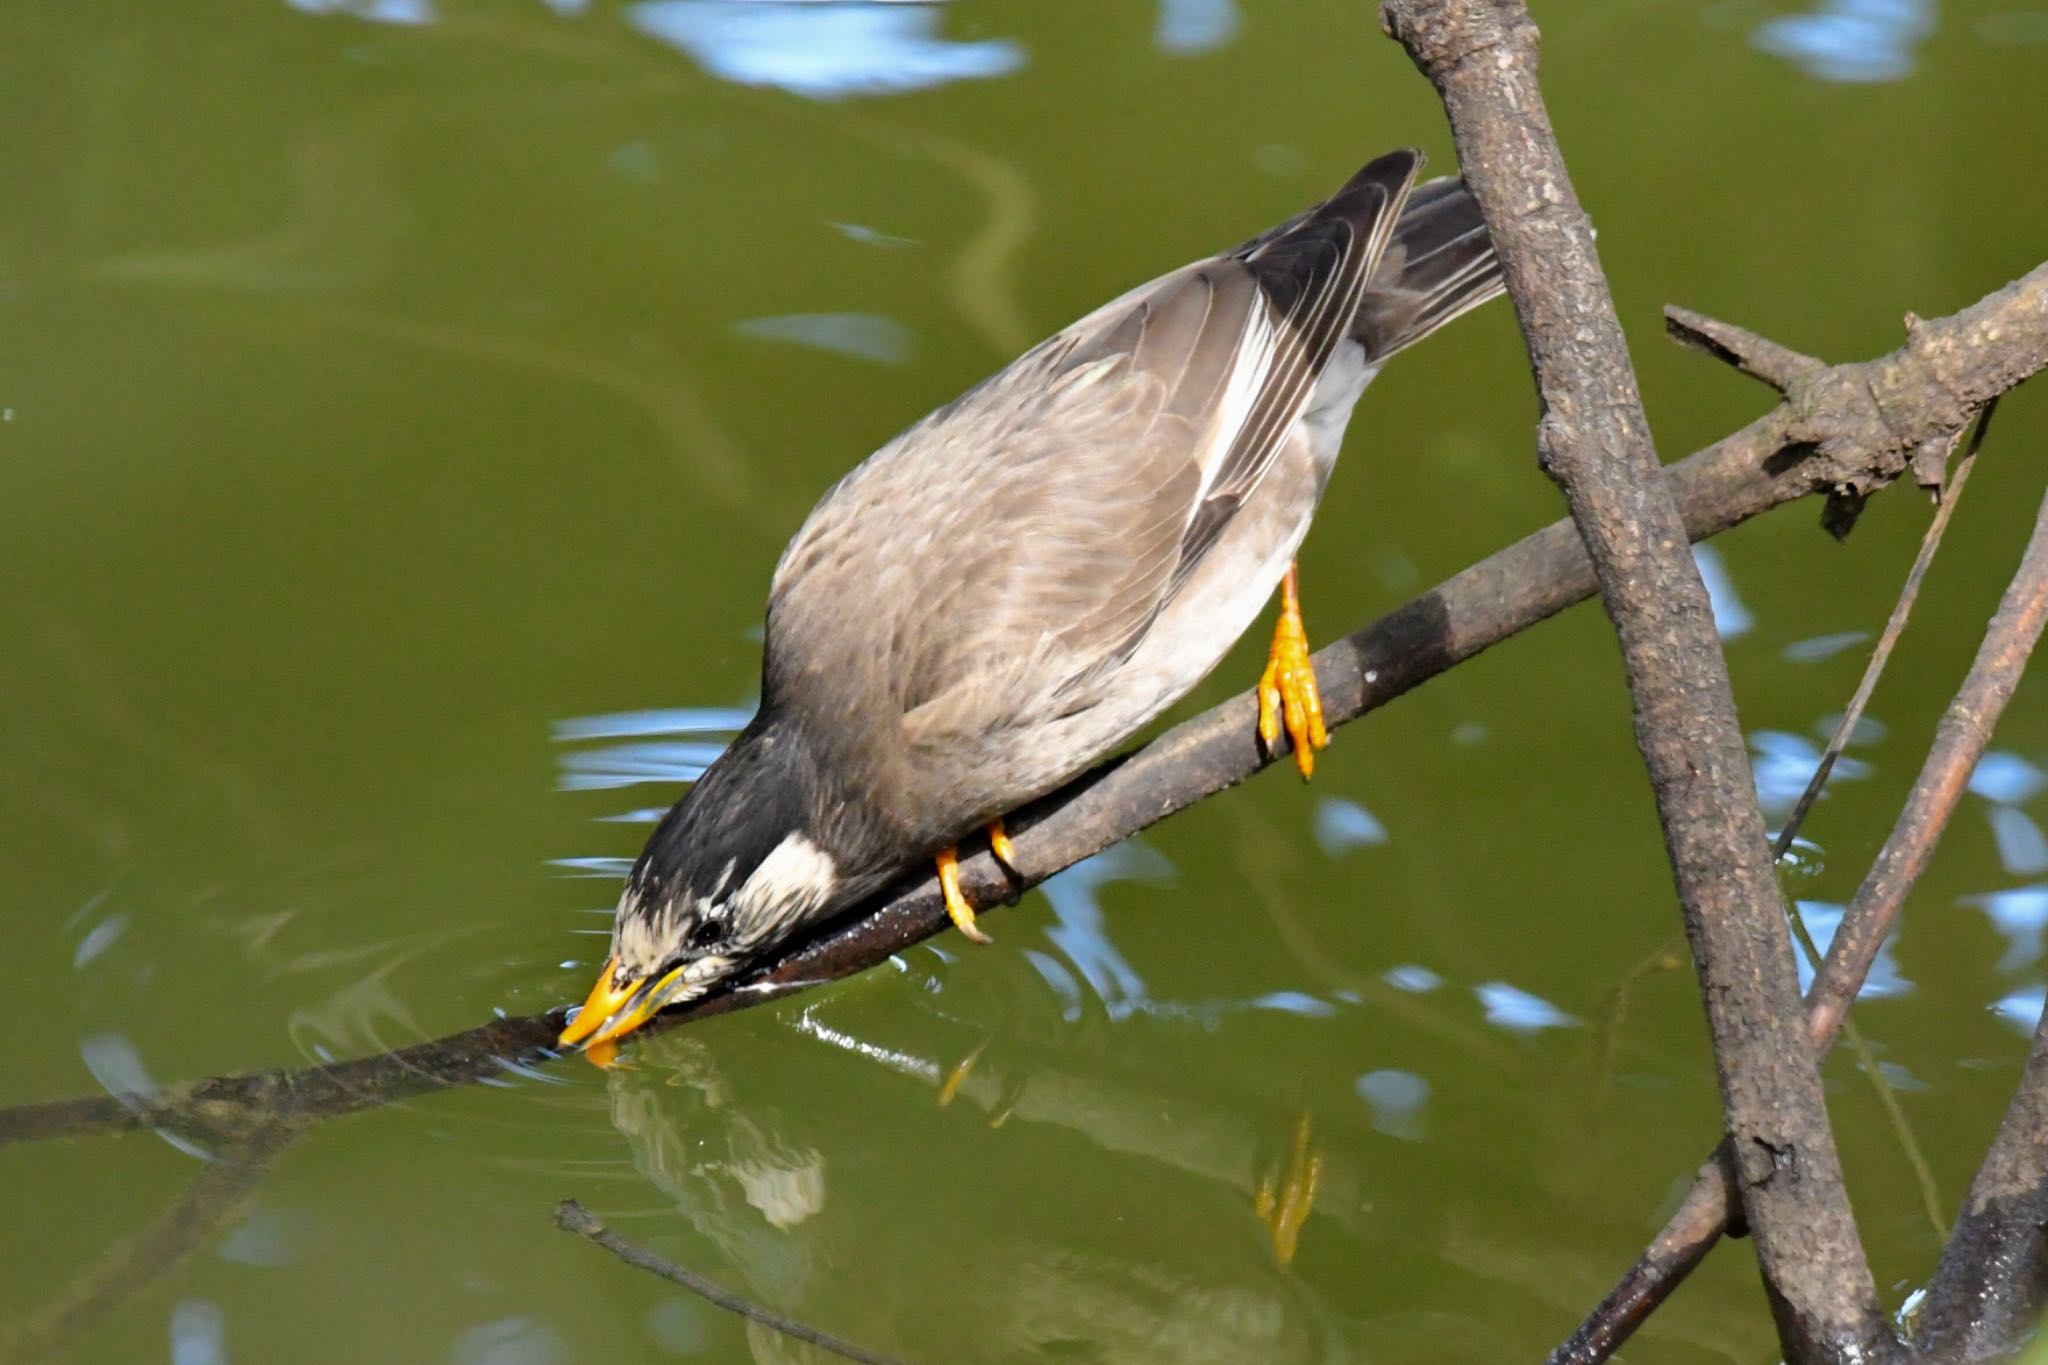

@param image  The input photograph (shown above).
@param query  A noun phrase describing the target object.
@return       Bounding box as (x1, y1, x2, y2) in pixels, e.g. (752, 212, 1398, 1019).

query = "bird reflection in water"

(597, 1020, 1353, 1363)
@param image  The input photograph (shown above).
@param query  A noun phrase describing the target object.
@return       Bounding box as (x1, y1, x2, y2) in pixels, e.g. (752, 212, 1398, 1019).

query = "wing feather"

(768, 150, 1430, 748)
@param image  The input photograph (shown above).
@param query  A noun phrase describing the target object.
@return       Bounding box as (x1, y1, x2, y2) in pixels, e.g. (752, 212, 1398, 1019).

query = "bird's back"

(760, 150, 1500, 856)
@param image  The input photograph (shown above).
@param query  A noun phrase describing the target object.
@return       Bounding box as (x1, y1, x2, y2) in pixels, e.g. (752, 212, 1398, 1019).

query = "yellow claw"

(937, 1038, 989, 1109)
(936, 845, 993, 944)
(987, 818, 1019, 875)
(1258, 563, 1328, 779)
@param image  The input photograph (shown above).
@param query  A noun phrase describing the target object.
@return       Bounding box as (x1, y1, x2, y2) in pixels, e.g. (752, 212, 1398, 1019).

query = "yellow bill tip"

(559, 955, 635, 1049)
(584, 961, 690, 1046)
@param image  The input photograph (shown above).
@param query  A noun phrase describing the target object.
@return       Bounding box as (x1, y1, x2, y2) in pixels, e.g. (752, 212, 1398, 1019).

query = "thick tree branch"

(1554, 415, 2048, 1364)
(1379, 2, 1897, 1359)
(4, 263, 2044, 1160)
(1915, 1009, 2048, 1361)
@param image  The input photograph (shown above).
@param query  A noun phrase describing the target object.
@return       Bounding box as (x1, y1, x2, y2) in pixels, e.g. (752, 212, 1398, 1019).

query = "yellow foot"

(936, 844, 993, 944)
(937, 1037, 989, 1109)
(987, 818, 1020, 877)
(1254, 1109, 1323, 1270)
(1257, 563, 1328, 779)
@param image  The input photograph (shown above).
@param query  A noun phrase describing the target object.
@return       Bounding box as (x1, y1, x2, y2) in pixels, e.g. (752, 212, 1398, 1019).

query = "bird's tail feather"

(1350, 176, 1504, 360)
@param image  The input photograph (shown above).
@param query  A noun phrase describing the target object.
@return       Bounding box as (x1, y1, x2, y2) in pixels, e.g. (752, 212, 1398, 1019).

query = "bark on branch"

(1916, 975, 2048, 1359)
(1379, 1, 1899, 1359)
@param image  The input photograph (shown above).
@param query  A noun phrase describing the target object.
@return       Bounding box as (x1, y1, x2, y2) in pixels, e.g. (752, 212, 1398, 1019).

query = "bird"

(560, 147, 1504, 1053)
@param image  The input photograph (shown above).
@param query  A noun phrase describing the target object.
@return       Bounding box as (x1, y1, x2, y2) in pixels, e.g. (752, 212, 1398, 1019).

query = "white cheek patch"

(734, 832, 840, 931)
(615, 911, 668, 976)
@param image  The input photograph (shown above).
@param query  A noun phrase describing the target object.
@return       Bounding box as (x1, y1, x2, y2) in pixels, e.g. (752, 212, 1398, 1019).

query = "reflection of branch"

(0, 1123, 297, 1365)
(1554, 433, 2048, 1363)
(1383, 3, 1895, 1356)
(0, 1012, 562, 1147)
(5, 261, 2047, 1156)
(552, 1199, 903, 1365)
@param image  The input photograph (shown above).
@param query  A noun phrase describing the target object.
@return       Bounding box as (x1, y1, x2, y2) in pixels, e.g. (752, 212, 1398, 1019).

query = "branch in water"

(552, 1199, 904, 1365)
(2, 264, 2044, 1162)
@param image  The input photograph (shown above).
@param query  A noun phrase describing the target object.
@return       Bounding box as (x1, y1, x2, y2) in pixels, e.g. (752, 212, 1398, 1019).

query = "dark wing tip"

(1352, 174, 1505, 358)
(1237, 149, 1425, 316)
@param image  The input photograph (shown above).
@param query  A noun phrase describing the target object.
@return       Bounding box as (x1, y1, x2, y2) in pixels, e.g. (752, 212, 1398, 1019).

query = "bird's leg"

(986, 818, 1020, 878)
(1257, 563, 1328, 778)
(1253, 1108, 1324, 1269)
(935, 845, 994, 944)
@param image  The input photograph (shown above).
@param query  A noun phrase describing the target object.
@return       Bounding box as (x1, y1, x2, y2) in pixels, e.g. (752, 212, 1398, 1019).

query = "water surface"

(5, 2, 2048, 1360)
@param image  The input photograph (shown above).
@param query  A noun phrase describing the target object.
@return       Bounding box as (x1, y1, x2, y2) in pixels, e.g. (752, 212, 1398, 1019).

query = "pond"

(4, 2, 2048, 1361)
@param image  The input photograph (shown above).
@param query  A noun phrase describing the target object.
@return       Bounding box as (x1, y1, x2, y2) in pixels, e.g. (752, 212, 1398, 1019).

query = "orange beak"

(559, 955, 635, 1048)
(558, 955, 690, 1052)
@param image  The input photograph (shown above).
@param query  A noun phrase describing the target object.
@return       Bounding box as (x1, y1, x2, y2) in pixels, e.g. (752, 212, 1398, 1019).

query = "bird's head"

(558, 723, 843, 1051)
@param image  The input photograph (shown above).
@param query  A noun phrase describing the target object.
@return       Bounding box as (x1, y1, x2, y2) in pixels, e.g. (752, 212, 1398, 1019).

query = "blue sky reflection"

(626, 2, 1025, 100)
(1752, 0, 1936, 83)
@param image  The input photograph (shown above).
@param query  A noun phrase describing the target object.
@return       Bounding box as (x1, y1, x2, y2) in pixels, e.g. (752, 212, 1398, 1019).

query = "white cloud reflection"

(1474, 981, 1578, 1032)
(1692, 544, 1754, 640)
(1156, 0, 1241, 54)
(286, 0, 434, 23)
(1752, 0, 1936, 83)
(626, 2, 1025, 100)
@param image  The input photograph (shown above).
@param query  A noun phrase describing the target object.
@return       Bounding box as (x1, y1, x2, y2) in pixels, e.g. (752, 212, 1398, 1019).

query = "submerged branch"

(552, 1200, 903, 1365)
(0, 1123, 297, 1365)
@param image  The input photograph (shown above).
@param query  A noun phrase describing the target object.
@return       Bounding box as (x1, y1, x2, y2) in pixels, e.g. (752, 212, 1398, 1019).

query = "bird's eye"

(686, 916, 723, 950)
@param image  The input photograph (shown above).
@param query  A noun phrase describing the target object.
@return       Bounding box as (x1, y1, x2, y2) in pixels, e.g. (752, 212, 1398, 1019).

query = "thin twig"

(1771, 403, 1997, 1245)
(1599, 405, 1987, 1177)
(1773, 400, 1996, 860)
(552, 1199, 904, 1365)
(1786, 902, 1948, 1239)
(1664, 306, 1827, 396)
(1552, 403, 2048, 1363)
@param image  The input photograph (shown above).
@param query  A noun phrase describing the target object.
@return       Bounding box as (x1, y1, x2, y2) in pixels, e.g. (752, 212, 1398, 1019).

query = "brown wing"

(764, 152, 1424, 747)
(1172, 149, 1418, 590)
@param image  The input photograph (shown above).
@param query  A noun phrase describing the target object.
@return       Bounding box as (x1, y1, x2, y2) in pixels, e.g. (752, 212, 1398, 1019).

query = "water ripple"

(736, 312, 915, 367)
(1156, 0, 1241, 54)
(1314, 796, 1388, 855)
(553, 706, 747, 792)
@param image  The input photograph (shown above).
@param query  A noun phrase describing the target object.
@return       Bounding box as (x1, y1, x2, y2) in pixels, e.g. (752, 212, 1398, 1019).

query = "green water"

(5, 2, 2048, 1360)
